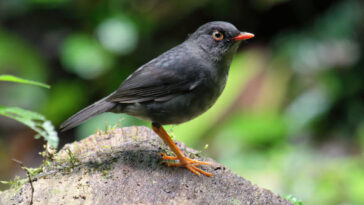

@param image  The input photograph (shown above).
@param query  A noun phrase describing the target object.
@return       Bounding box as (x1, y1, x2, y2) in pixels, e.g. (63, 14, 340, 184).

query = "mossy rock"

(0, 126, 292, 205)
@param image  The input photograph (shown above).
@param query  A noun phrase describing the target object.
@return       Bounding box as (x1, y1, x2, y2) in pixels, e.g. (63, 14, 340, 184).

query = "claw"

(160, 153, 213, 177)
(160, 152, 178, 160)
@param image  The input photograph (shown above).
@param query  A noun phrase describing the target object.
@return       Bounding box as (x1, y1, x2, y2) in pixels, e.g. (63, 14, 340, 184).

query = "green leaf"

(284, 195, 304, 205)
(0, 75, 50, 88)
(0, 105, 59, 148)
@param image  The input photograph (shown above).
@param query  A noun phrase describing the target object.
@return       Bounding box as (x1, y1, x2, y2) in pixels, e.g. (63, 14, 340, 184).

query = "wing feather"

(106, 43, 206, 103)
(107, 66, 203, 103)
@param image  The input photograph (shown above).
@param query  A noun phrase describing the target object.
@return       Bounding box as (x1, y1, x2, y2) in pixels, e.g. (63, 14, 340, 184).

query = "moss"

(51, 189, 61, 195)
(132, 135, 138, 141)
(102, 170, 109, 176)
(102, 145, 112, 150)
(66, 148, 80, 168)
(0, 176, 26, 194)
(230, 198, 242, 205)
(24, 166, 43, 178)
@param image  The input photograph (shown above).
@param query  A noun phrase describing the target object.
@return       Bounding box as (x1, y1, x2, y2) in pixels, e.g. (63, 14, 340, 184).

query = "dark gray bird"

(61, 21, 254, 176)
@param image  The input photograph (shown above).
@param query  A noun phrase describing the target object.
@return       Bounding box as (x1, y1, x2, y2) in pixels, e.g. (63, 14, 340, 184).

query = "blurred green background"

(0, 0, 363, 204)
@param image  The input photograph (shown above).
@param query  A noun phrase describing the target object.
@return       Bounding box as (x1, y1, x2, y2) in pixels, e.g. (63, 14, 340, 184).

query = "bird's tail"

(60, 94, 117, 131)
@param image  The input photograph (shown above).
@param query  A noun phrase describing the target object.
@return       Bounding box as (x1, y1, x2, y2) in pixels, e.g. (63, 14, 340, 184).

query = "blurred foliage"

(60, 33, 115, 79)
(0, 105, 58, 148)
(0, 75, 58, 148)
(0, 0, 364, 204)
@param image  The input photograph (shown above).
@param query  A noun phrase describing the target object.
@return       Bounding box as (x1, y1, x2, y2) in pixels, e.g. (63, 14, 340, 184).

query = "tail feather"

(60, 95, 116, 131)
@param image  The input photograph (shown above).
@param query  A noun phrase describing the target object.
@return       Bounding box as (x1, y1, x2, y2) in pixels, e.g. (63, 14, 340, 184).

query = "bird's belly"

(126, 83, 222, 124)
(146, 95, 216, 124)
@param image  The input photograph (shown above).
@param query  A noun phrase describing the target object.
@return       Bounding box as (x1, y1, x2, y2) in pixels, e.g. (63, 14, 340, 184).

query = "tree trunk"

(0, 126, 292, 205)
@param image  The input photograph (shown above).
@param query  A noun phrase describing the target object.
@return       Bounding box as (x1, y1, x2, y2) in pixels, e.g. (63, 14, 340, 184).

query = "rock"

(0, 126, 292, 205)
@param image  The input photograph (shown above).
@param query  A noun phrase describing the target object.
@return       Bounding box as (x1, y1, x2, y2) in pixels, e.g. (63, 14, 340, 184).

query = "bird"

(60, 21, 254, 177)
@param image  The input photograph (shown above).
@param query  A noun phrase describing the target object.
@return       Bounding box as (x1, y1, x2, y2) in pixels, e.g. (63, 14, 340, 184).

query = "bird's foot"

(160, 153, 213, 177)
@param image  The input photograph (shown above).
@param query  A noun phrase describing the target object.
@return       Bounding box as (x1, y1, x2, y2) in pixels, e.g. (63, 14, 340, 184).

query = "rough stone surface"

(0, 126, 292, 205)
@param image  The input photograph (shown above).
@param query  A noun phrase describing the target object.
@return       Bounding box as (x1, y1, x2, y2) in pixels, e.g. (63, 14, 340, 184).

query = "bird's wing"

(106, 63, 204, 103)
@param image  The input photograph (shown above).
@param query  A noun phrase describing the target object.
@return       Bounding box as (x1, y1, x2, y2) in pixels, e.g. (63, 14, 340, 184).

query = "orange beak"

(232, 32, 255, 41)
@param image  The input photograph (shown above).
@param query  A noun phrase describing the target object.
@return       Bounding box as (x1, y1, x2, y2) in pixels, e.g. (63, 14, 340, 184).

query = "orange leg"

(152, 122, 213, 177)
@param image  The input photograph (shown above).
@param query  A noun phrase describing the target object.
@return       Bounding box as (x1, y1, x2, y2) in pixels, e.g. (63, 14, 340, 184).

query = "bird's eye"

(212, 30, 224, 41)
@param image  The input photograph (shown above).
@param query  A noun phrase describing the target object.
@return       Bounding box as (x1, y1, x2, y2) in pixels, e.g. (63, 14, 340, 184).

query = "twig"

(12, 159, 34, 205)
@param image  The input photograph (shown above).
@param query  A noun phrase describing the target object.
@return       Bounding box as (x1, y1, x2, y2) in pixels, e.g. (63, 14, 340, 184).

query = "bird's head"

(188, 21, 254, 63)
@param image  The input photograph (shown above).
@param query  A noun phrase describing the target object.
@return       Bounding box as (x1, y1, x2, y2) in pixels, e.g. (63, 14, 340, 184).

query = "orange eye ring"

(212, 30, 224, 41)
